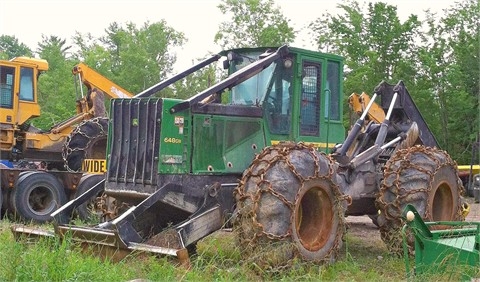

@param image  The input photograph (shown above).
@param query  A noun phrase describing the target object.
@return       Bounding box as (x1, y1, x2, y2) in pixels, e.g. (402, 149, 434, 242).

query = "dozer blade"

(13, 182, 227, 267)
(11, 225, 55, 241)
(54, 224, 188, 264)
(53, 203, 222, 267)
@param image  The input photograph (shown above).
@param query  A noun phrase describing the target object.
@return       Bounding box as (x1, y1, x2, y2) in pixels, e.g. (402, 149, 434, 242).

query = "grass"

(0, 220, 477, 281)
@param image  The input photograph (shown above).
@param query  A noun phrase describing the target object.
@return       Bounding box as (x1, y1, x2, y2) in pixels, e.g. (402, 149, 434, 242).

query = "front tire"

(234, 142, 346, 268)
(376, 145, 465, 255)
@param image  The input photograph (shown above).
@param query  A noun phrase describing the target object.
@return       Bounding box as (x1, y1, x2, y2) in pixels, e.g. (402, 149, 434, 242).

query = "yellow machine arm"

(348, 92, 385, 124)
(72, 63, 133, 99)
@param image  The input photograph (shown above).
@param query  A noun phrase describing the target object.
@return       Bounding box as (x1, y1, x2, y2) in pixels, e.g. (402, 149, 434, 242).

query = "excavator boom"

(72, 63, 133, 99)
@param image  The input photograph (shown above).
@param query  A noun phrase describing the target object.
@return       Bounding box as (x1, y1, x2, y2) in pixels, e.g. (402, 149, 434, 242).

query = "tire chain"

(63, 117, 116, 220)
(234, 142, 349, 269)
(376, 145, 465, 255)
(62, 117, 108, 172)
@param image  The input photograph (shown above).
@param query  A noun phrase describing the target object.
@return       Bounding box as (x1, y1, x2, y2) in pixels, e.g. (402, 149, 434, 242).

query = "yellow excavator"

(0, 57, 132, 223)
(0, 58, 132, 171)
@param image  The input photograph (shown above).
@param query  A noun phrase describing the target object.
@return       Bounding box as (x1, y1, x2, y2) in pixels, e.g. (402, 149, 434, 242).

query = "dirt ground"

(346, 196, 480, 244)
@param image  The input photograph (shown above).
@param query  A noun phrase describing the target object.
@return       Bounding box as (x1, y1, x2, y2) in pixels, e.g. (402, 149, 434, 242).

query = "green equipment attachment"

(402, 204, 480, 280)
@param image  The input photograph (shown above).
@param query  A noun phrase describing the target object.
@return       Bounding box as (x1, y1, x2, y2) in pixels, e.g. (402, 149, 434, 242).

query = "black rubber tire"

(74, 174, 105, 222)
(375, 145, 465, 255)
(7, 171, 36, 216)
(63, 117, 108, 172)
(11, 171, 68, 223)
(234, 142, 346, 269)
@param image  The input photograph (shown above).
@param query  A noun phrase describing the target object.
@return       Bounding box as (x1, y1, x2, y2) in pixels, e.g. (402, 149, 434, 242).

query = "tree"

(309, 0, 478, 163)
(173, 58, 219, 100)
(34, 35, 76, 129)
(417, 0, 479, 163)
(71, 21, 186, 97)
(309, 0, 422, 94)
(309, 1, 424, 132)
(100, 21, 186, 95)
(214, 0, 295, 49)
(0, 35, 33, 59)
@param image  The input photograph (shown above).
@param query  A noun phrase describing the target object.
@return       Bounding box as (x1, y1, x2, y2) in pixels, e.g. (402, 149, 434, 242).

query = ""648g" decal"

(164, 137, 182, 144)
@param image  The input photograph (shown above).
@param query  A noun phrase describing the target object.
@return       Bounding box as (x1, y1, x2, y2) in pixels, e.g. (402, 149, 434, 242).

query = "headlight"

(474, 174, 480, 186)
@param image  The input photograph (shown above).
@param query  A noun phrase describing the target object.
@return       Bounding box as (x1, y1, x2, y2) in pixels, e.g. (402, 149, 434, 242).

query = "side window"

(300, 63, 321, 136)
(0, 66, 15, 108)
(326, 61, 341, 120)
(19, 67, 34, 101)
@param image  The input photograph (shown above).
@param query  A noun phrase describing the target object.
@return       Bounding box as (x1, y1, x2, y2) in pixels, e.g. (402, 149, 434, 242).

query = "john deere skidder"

(12, 45, 467, 267)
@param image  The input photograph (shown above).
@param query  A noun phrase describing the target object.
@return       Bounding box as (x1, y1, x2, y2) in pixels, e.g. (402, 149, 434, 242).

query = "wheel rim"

(28, 186, 54, 215)
(295, 186, 333, 251)
(430, 180, 454, 221)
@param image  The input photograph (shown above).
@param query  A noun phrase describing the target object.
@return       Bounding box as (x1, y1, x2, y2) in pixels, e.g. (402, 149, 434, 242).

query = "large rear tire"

(11, 171, 68, 223)
(63, 117, 108, 172)
(234, 142, 347, 269)
(376, 145, 465, 255)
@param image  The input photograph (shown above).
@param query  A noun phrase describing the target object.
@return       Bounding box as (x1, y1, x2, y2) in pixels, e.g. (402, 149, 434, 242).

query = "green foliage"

(173, 63, 220, 99)
(70, 20, 186, 96)
(310, 0, 422, 94)
(0, 35, 33, 59)
(0, 224, 411, 281)
(215, 0, 295, 48)
(0, 0, 477, 162)
(416, 0, 479, 163)
(309, 0, 479, 163)
(1, 221, 478, 281)
(102, 21, 186, 94)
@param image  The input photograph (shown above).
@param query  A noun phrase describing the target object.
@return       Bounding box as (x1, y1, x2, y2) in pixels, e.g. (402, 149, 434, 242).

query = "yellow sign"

(82, 159, 106, 173)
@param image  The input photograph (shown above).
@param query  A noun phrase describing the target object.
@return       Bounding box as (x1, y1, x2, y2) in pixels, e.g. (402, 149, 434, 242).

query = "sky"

(0, 0, 454, 71)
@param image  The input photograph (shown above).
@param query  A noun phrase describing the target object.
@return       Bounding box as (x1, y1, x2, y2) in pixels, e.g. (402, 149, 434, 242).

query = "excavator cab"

(0, 57, 47, 160)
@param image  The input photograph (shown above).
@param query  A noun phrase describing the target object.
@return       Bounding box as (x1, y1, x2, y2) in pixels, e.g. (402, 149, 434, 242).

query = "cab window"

(0, 66, 14, 108)
(300, 63, 321, 136)
(326, 61, 341, 120)
(19, 67, 34, 101)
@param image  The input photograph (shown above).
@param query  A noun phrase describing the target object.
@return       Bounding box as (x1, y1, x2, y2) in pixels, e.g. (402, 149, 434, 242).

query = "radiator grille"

(107, 98, 162, 188)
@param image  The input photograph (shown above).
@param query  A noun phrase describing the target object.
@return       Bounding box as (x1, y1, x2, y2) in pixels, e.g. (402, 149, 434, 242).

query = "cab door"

(295, 55, 345, 152)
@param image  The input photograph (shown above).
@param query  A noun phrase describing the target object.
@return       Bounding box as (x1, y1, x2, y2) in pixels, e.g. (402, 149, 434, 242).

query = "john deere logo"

(132, 118, 139, 126)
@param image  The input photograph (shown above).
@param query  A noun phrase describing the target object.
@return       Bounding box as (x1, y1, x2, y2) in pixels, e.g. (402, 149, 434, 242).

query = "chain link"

(376, 145, 466, 255)
(63, 117, 108, 172)
(234, 142, 348, 268)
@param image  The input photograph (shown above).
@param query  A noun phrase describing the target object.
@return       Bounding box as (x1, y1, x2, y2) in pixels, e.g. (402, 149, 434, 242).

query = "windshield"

(229, 51, 277, 106)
